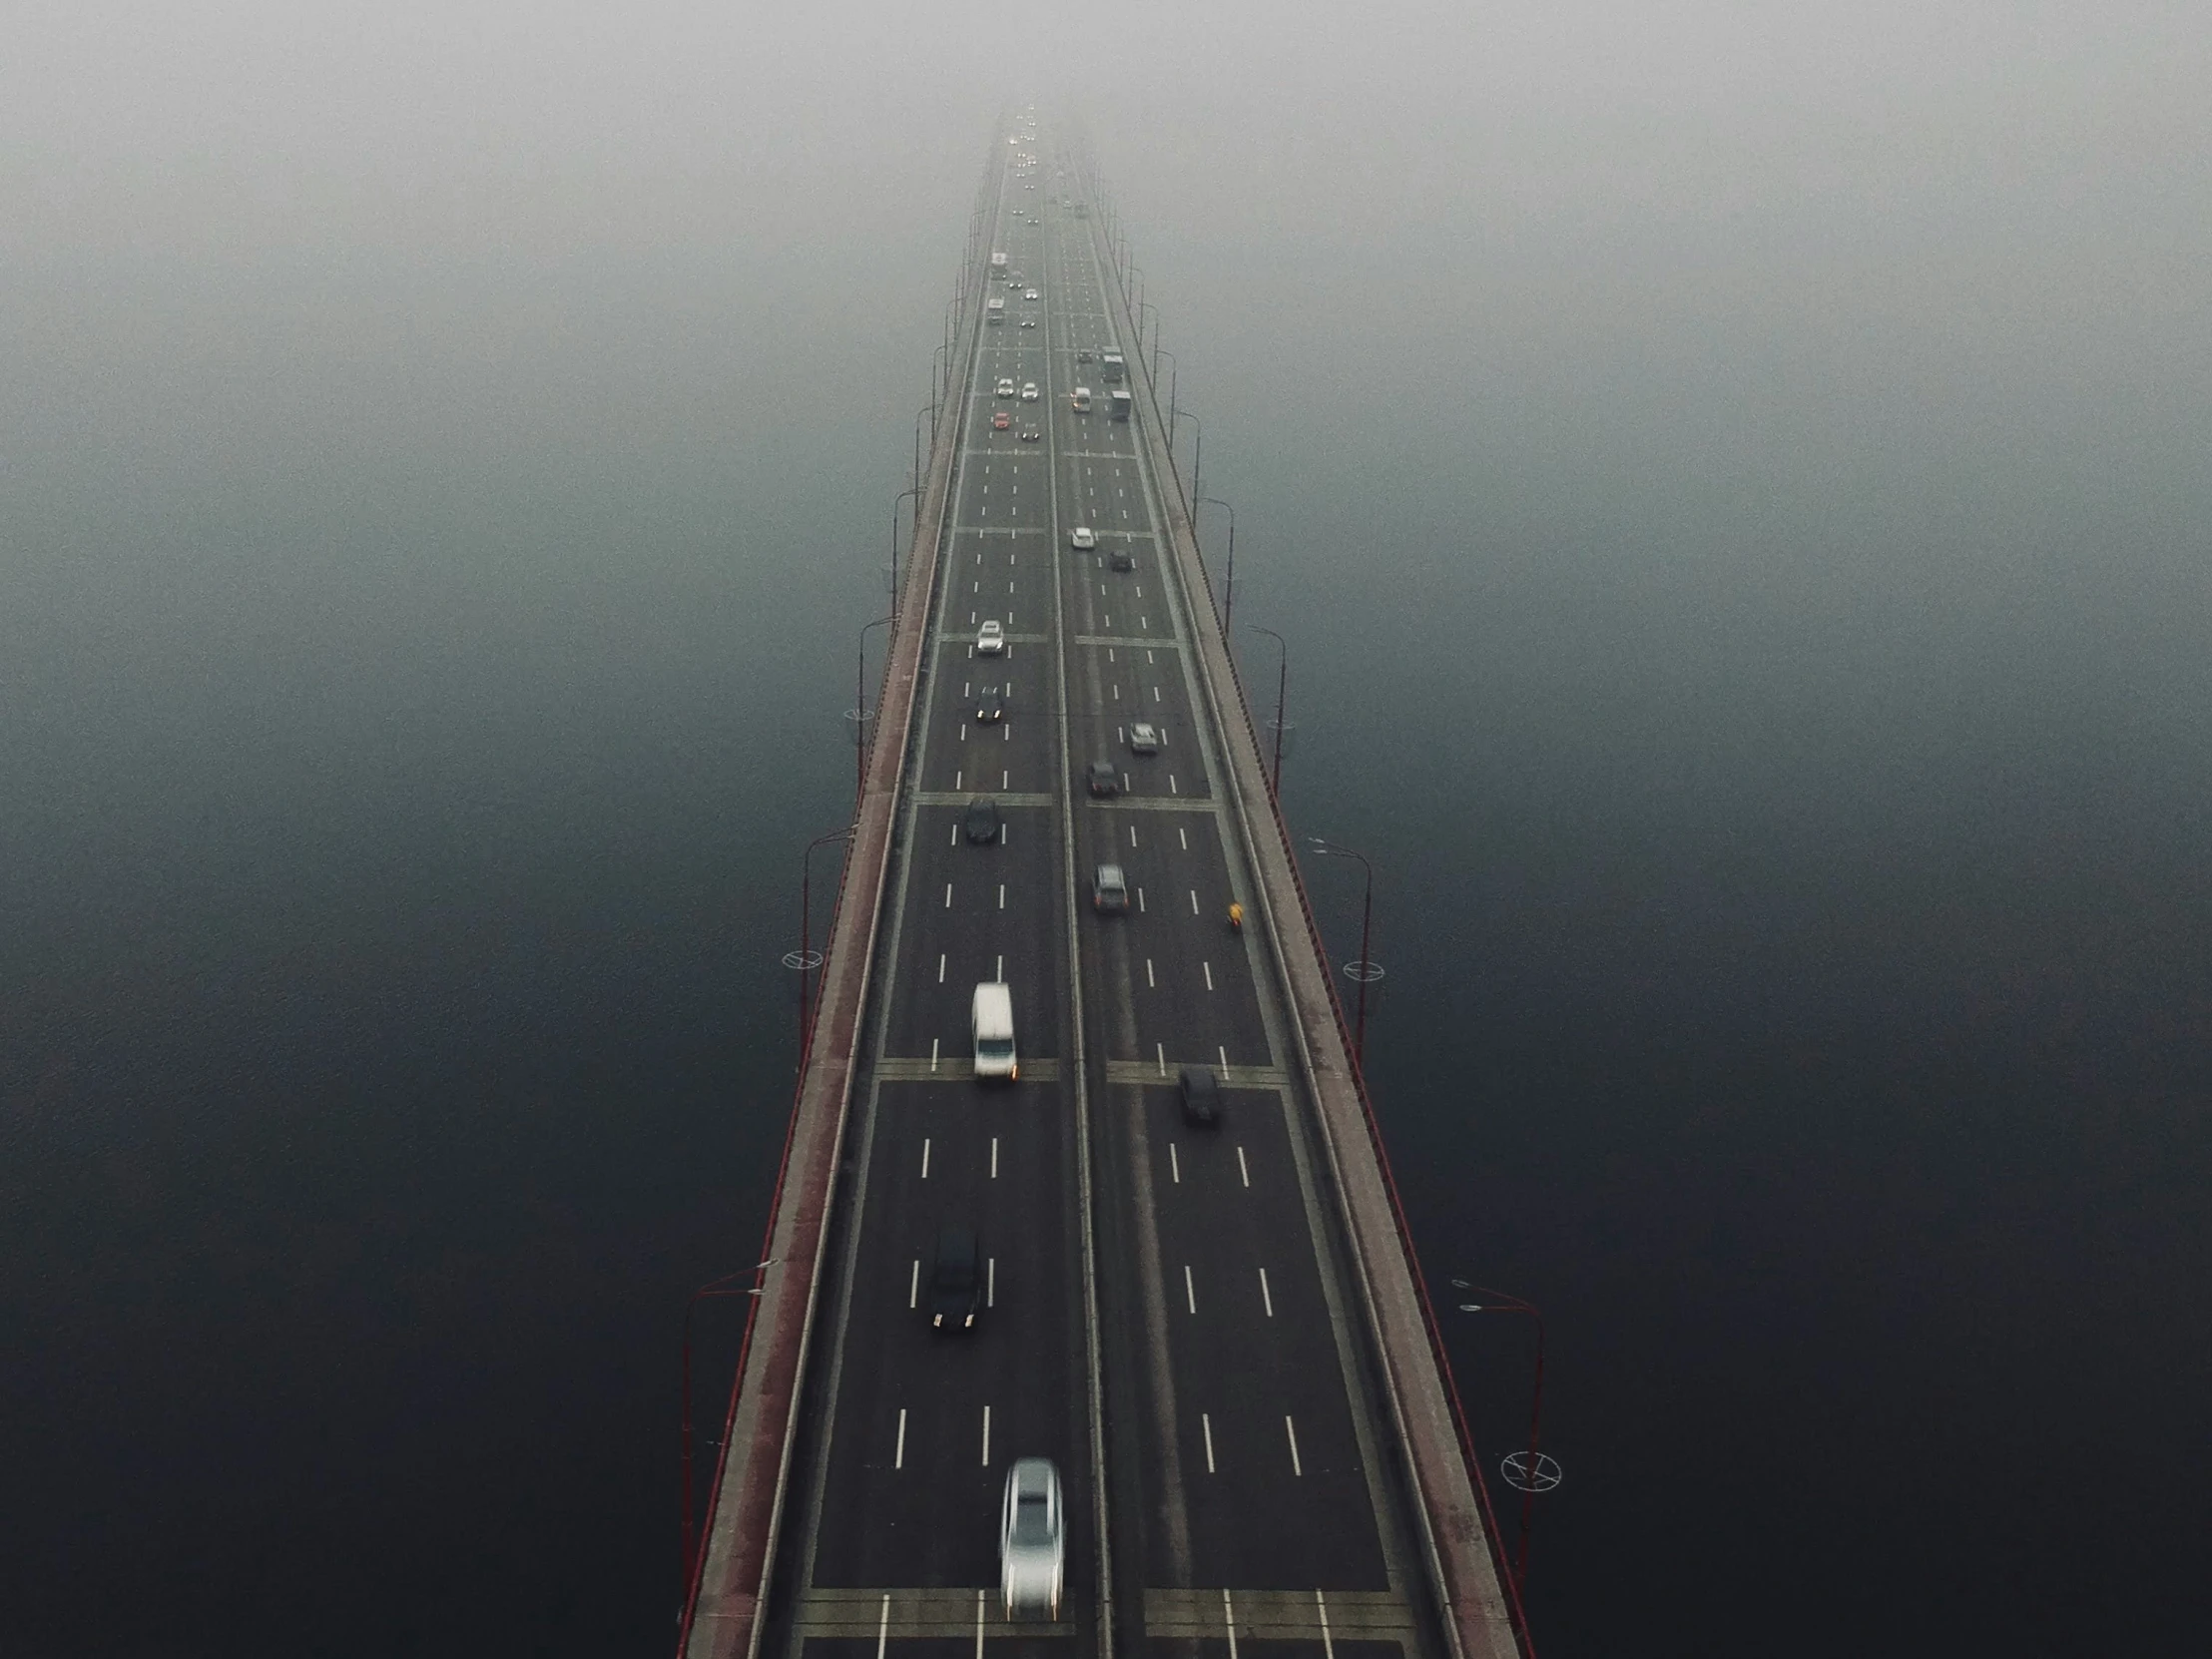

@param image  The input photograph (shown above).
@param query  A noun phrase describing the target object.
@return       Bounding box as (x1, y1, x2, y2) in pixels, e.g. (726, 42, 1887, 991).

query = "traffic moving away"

(684, 114, 1516, 1659)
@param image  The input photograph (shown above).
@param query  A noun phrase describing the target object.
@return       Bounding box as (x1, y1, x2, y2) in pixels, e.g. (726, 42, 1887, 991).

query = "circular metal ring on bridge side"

(782, 950, 826, 973)
(844, 709, 872, 745)
(1344, 959, 1386, 984)
(1500, 1450, 1562, 1493)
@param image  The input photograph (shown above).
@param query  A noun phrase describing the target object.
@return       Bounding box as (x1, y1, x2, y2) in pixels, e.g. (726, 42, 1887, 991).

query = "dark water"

(8, 144, 2211, 1659)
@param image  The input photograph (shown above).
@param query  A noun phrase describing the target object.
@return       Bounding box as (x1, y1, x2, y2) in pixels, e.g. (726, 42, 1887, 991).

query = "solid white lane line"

(1203, 961, 1214, 990)
(1285, 1415, 1303, 1475)
(1224, 1589, 1239, 1659)
(894, 1413, 906, 1471)
(909, 1259, 920, 1309)
(1184, 1265, 1196, 1315)
(1202, 1412, 1217, 1474)
(1169, 1143, 1180, 1183)
(920, 1138, 931, 1178)
(991, 1136, 999, 1178)
(1238, 1145, 1251, 1187)
(981, 1404, 991, 1465)
(1260, 1267, 1274, 1316)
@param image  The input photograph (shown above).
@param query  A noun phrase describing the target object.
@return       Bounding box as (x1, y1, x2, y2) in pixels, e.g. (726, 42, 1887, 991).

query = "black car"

(929, 1226, 983, 1331)
(1076, 348, 1095, 364)
(1108, 548, 1136, 572)
(1019, 424, 1041, 440)
(1178, 1066, 1223, 1128)
(964, 796, 1002, 843)
(1085, 762, 1121, 798)
(977, 685, 1006, 723)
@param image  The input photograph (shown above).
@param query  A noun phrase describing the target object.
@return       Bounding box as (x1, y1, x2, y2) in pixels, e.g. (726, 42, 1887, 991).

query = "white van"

(1070, 386, 1092, 413)
(971, 982, 1017, 1081)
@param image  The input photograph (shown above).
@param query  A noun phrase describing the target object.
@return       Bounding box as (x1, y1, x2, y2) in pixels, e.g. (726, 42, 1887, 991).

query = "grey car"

(1092, 862, 1129, 914)
(964, 797, 1002, 843)
(999, 1457, 1064, 1618)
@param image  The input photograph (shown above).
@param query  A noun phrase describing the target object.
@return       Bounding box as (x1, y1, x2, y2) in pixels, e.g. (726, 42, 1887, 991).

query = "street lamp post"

(1199, 496, 1236, 634)
(890, 487, 919, 614)
(1171, 409, 1202, 519)
(1154, 350, 1179, 448)
(680, 1262, 776, 1593)
(1247, 626, 1290, 800)
(855, 615, 893, 805)
(796, 826, 855, 1069)
(1450, 1284, 1555, 1595)
(1309, 838, 1376, 1068)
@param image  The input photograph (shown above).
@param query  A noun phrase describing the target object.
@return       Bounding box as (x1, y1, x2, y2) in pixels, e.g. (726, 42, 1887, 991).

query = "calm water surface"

(7, 170, 2210, 1659)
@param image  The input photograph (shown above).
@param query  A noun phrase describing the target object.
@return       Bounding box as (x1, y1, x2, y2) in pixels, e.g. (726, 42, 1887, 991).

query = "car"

(1020, 382, 1038, 400)
(1020, 317, 1037, 328)
(977, 685, 1005, 722)
(1108, 548, 1135, 572)
(1069, 526, 1096, 551)
(996, 377, 1016, 397)
(1024, 288, 1040, 301)
(1019, 425, 1040, 441)
(928, 1227, 983, 1331)
(976, 620, 1005, 655)
(1092, 863, 1129, 913)
(1178, 1066, 1223, 1128)
(964, 796, 1002, 843)
(992, 410, 1012, 430)
(1085, 761, 1120, 798)
(1128, 722, 1160, 756)
(1076, 348, 1094, 363)
(999, 1458, 1064, 1618)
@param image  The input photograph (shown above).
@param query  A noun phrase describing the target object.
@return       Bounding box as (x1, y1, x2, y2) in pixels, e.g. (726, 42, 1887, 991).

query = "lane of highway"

(749, 117, 1449, 1659)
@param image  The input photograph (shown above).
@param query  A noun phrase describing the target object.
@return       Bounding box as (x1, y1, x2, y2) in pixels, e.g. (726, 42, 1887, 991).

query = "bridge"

(679, 116, 1531, 1659)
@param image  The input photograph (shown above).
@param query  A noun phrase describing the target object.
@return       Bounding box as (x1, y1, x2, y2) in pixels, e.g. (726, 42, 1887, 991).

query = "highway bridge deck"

(682, 119, 1520, 1659)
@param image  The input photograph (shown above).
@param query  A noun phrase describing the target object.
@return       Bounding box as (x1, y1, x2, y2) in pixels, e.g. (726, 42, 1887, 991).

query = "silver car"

(999, 1457, 1064, 1618)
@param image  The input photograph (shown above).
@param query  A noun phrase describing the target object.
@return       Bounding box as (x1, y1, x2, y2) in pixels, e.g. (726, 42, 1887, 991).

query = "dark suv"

(1085, 762, 1121, 798)
(1178, 1067, 1223, 1128)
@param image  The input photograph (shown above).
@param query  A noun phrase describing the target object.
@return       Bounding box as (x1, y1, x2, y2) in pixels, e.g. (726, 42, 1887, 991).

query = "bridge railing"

(676, 141, 1008, 1659)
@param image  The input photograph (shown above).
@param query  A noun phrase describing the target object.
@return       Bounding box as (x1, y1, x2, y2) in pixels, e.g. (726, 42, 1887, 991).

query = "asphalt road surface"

(759, 120, 1446, 1659)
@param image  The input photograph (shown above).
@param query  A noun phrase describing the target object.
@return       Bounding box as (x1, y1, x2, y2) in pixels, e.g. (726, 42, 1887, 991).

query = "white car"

(1069, 527, 1096, 551)
(976, 620, 1005, 655)
(1020, 382, 1038, 401)
(995, 378, 1016, 398)
(1024, 288, 1040, 301)
(999, 1458, 1064, 1619)
(1128, 722, 1160, 756)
